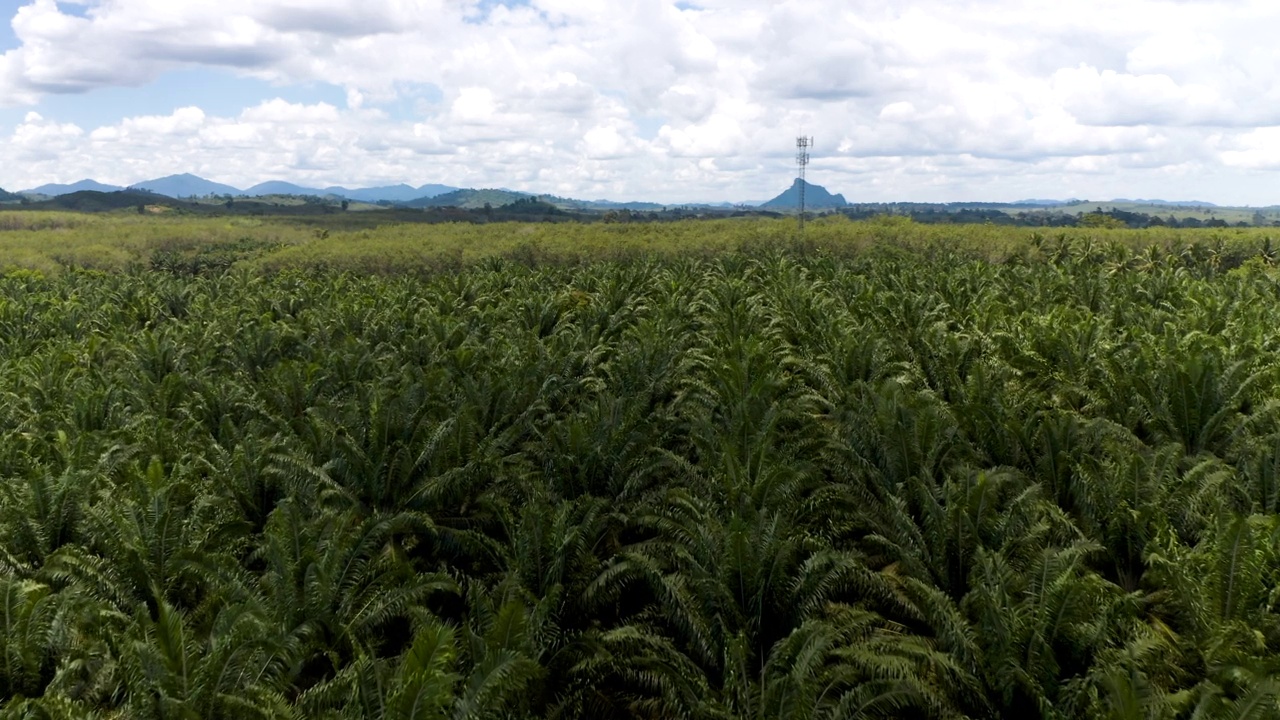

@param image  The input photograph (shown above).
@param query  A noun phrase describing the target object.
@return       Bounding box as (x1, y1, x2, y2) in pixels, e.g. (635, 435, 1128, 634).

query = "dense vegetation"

(2, 210, 1279, 276)
(3, 221, 1280, 717)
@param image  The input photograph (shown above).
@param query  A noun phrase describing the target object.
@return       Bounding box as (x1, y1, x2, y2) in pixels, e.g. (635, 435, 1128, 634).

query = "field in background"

(3, 210, 1280, 276)
(1052, 200, 1278, 225)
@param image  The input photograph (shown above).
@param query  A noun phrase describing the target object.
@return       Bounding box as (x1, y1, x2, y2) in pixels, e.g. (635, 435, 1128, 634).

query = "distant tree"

(1080, 212, 1126, 229)
(341, 200, 350, 212)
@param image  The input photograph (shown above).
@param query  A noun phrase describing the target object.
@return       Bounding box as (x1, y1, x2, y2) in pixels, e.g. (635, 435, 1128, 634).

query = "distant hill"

(404, 189, 708, 212)
(135, 174, 455, 202)
(542, 196, 667, 212)
(1011, 198, 1216, 208)
(1012, 199, 1074, 207)
(27, 190, 174, 212)
(760, 179, 847, 210)
(132, 174, 242, 198)
(9, 174, 685, 209)
(21, 179, 124, 197)
(242, 181, 332, 197)
(16, 190, 343, 216)
(0, 186, 21, 202)
(405, 188, 533, 209)
(1110, 199, 1218, 207)
(241, 182, 458, 202)
(338, 184, 456, 203)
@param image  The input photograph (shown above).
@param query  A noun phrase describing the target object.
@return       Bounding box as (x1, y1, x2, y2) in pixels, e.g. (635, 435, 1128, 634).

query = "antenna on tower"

(796, 135, 813, 230)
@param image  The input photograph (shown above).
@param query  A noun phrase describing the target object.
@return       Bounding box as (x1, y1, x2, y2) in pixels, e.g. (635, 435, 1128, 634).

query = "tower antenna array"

(796, 136, 813, 230)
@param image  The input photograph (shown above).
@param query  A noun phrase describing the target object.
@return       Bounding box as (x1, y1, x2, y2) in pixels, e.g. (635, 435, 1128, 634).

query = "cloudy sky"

(1, 0, 1279, 204)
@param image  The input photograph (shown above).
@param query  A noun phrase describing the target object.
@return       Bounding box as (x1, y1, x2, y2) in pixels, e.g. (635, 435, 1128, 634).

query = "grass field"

(1055, 200, 1280, 225)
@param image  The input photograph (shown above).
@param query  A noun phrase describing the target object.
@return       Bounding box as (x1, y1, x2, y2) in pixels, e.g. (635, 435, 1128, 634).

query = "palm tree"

(107, 598, 295, 719)
(254, 500, 456, 695)
(0, 577, 60, 701)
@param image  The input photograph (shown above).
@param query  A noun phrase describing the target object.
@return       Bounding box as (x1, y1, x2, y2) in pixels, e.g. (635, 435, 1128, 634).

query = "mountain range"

(12, 173, 844, 210)
(242, 181, 457, 203)
(18, 174, 460, 204)
(2, 175, 1256, 215)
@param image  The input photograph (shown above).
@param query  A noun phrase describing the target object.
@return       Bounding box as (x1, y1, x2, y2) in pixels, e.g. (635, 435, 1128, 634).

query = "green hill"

(29, 190, 175, 212)
(0, 186, 22, 203)
(540, 195, 667, 212)
(14, 190, 347, 217)
(22, 179, 124, 196)
(403, 188, 532, 209)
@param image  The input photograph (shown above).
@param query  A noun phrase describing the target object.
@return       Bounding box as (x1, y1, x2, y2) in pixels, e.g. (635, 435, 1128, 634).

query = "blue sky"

(1, 68, 346, 130)
(3, 0, 1280, 204)
(0, 1, 16, 45)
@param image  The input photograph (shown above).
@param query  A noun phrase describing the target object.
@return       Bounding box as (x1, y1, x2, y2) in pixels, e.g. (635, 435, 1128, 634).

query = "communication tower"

(796, 136, 813, 229)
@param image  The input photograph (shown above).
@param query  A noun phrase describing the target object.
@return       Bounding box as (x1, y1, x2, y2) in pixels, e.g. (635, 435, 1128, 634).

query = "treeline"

(837, 203, 1280, 228)
(1, 189, 779, 225)
(8, 186, 1280, 230)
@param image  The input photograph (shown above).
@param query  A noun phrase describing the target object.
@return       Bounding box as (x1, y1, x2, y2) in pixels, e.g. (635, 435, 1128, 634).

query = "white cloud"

(1220, 128, 1280, 170)
(450, 87, 498, 124)
(583, 124, 636, 160)
(9, 111, 84, 161)
(5, 0, 1280, 202)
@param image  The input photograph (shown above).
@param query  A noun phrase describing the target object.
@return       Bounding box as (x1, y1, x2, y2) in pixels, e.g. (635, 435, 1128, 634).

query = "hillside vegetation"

(3, 219, 1280, 716)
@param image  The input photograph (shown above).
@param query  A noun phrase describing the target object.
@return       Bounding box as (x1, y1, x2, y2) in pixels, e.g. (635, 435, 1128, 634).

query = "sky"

(2, 0, 1280, 204)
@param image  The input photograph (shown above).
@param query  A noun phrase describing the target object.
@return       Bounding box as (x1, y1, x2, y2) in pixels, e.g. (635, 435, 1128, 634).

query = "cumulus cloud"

(9, 111, 83, 161)
(4, 0, 1280, 202)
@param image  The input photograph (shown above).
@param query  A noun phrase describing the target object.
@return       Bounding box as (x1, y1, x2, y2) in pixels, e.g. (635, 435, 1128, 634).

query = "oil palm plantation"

(3, 231, 1280, 717)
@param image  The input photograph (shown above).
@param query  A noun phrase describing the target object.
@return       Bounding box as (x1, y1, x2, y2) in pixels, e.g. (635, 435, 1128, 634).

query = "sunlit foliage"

(2, 224, 1280, 717)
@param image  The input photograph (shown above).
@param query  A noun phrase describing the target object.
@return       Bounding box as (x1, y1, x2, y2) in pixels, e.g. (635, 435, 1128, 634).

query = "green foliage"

(1081, 213, 1129, 229)
(2, 230, 1280, 718)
